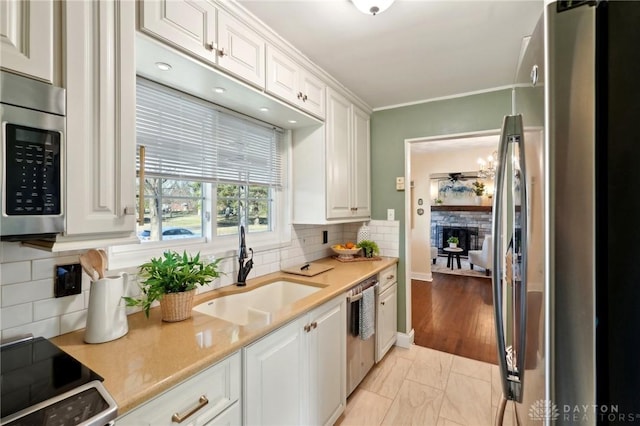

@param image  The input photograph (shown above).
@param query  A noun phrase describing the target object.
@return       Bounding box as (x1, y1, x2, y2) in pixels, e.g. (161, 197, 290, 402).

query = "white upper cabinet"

(351, 104, 372, 218)
(326, 89, 371, 220)
(292, 88, 371, 224)
(0, 0, 58, 84)
(139, 0, 217, 63)
(63, 0, 137, 241)
(266, 45, 325, 119)
(139, 0, 265, 89)
(216, 10, 264, 88)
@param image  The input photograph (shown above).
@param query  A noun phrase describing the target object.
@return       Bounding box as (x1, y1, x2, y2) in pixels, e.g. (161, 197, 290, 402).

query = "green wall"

(370, 89, 512, 333)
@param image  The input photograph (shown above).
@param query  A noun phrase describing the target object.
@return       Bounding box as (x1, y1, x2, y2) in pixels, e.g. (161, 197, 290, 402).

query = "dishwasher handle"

(346, 282, 378, 303)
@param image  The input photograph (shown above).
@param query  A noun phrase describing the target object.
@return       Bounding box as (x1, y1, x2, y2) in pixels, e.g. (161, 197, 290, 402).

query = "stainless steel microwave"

(1, 71, 66, 240)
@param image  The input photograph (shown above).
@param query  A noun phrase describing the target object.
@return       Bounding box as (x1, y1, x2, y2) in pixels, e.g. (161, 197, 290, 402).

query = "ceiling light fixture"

(351, 0, 395, 16)
(477, 151, 498, 180)
(288, 120, 297, 124)
(213, 87, 226, 93)
(155, 62, 172, 71)
(259, 107, 269, 112)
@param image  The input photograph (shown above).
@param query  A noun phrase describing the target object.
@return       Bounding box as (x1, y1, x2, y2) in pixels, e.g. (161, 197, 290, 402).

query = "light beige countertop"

(51, 256, 398, 414)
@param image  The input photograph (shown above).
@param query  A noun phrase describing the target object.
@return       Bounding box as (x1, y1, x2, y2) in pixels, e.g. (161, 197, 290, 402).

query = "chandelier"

(477, 151, 498, 180)
(351, 0, 395, 15)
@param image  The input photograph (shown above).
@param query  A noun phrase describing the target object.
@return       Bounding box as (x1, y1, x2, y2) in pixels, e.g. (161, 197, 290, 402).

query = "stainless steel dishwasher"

(346, 275, 378, 396)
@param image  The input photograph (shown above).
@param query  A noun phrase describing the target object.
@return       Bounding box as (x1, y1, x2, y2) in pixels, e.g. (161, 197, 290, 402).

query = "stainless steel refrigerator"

(492, 2, 640, 424)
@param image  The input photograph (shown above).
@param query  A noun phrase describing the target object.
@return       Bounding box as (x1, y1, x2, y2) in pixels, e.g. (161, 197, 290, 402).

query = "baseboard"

(411, 272, 433, 282)
(395, 329, 415, 349)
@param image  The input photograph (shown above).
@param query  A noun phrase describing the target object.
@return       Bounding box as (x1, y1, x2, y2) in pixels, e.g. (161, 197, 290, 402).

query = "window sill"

(108, 232, 291, 271)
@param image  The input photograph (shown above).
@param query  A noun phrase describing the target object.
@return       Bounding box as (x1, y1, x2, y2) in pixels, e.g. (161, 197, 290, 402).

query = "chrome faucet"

(237, 225, 253, 286)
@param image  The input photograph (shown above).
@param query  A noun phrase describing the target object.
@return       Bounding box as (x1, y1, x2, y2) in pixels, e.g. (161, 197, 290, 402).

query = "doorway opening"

(404, 130, 499, 364)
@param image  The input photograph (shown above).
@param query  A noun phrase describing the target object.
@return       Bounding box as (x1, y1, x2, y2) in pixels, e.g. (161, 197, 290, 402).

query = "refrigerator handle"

(492, 114, 526, 403)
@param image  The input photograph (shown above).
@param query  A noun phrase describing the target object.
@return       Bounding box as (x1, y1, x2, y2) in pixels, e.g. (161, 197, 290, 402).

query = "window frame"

(109, 123, 292, 271)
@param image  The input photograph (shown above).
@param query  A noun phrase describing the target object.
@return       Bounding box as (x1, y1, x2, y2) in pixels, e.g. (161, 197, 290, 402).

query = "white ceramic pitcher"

(84, 272, 129, 344)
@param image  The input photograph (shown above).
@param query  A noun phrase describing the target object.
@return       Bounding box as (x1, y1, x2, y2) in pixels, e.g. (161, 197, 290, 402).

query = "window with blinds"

(135, 78, 284, 241)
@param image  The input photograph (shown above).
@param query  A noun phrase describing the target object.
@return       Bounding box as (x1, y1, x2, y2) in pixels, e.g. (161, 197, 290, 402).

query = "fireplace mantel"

(431, 205, 492, 212)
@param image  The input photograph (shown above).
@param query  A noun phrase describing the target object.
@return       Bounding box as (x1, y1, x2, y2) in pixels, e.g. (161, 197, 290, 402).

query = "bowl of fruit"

(331, 242, 362, 259)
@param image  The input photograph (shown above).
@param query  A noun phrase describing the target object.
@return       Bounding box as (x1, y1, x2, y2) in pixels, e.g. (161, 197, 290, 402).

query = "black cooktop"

(0, 337, 103, 420)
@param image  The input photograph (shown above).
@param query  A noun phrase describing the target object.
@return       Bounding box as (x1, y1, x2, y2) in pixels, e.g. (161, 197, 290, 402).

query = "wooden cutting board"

(281, 263, 334, 277)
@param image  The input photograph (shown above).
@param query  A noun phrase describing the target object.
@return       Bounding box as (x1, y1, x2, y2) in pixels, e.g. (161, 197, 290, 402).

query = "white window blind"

(136, 78, 283, 186)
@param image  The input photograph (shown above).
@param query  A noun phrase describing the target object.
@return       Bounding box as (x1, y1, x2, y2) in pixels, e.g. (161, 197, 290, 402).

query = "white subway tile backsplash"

(2, 279, 54, 306)
(0, 222, 401, 338)
(1, 303, 33, 329)
(0, 242, 54, 263)
(33, 294, 85, 321)
(60, 310, 88, 335)
(32, 255, 80, 281)
(2, 317, 60, 341)
(1, 261, 31, 285)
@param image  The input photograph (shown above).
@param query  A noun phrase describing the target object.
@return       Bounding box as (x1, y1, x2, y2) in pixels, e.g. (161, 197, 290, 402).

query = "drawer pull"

(386, 275, 395, 280)
(171, 395, 209, 423)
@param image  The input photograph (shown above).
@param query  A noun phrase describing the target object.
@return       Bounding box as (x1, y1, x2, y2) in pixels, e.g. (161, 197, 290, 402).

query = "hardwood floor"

(412, 273, 498, 364)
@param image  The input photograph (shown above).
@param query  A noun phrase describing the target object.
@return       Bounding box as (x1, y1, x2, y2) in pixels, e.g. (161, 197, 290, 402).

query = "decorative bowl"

(331, 245, 362, 259)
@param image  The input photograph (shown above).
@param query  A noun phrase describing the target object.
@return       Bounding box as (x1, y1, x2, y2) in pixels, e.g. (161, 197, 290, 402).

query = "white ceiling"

(238, 0, 543, 110)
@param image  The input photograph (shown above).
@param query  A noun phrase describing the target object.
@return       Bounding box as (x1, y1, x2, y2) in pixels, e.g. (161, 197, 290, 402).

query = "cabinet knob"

(297, 92, 303, 100)
(304, 324, 311, 333)
(381, 301, 385, 306)
(123, 207, 135, 216)
(205, 42, 215, 51)
(302, 94, 308, 101)
(217, 47, 227, 57)
(311, 321, 317, 329)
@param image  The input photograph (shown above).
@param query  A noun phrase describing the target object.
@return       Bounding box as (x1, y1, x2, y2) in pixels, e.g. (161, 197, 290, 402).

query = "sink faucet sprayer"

(237, 225, 253, 286)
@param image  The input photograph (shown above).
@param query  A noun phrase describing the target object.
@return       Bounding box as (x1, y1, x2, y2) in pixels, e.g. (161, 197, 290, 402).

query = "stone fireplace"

(431, 206, 492, 257)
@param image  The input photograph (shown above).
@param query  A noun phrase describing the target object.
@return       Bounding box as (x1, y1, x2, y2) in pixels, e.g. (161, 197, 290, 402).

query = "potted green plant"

(357, 240, 380, 258)
(447, 236, 459, 248)
(471, 180, 485, 205)
(125, 250, 221, 322)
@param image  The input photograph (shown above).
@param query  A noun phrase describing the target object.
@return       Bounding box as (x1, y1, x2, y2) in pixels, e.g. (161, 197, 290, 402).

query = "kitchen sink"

(193, 280, 323, 326)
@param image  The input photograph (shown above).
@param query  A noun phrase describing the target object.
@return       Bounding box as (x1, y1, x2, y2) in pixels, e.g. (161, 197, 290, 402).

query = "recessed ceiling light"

(259, 107, 269, 112)
(213, 87, 226, 93)
(288, 120, 297, 124)
(155, 62, 172, 71)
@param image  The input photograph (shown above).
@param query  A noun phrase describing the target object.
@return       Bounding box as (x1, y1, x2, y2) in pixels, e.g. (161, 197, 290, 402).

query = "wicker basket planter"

(124, 251, 221, 320)
(160, 289, 196, 322)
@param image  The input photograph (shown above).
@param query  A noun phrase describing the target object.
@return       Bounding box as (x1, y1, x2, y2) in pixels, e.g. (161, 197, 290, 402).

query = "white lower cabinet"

(376, 282, 398, 363)
(244, 296, 346, 426)
(117, 352, 241, 426)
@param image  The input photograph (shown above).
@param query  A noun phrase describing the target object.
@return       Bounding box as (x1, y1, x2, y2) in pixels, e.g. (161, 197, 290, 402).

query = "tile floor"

(335, 344, 516, 426)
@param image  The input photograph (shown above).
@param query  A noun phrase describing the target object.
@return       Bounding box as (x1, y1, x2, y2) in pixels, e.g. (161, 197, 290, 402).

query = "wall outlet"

(387, 209, 395, 221)
(55, 263, 82, 297)
(322, 230, 328, 244)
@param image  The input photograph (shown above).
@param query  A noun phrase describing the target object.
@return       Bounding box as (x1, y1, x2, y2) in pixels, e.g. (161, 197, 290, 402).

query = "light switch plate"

(396, 177, 405, 191)
(387, 209, 395, 221)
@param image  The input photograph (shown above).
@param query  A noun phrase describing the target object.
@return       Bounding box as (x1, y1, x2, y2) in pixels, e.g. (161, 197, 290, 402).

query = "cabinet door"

(0, 0, 55, 83)
(376, 283, 398, 362)
(308, 297, 346, 426)
(266, 45, 300, 105)
(217, 10, 265, 88)
(64, 0, 136, 237)
(351, 105, 371, 218)
(139, 0, 217, 64)
(299, 70, 326, 119)
(326, 89, 352, 219)
(244, 318, 305, 425)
